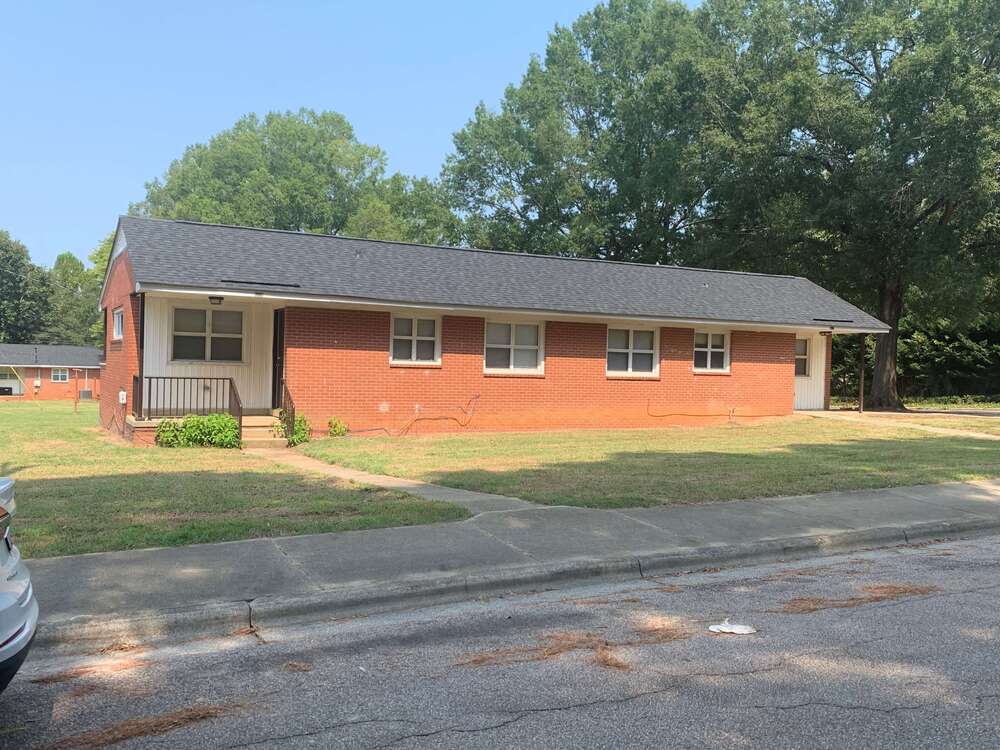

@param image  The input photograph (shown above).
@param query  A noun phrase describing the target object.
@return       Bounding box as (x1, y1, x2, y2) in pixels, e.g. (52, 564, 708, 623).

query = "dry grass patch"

(283, 661, 313, 673)
(781, 584, 940, 614)
(38, 703, 239, 750)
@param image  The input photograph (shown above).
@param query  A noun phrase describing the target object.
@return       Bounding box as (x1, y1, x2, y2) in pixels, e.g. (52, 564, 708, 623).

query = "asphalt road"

(5, 535, 1000, 749)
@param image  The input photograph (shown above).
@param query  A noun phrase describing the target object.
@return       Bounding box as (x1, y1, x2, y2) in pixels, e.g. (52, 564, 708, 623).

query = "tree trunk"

(868, 277, 905, 410)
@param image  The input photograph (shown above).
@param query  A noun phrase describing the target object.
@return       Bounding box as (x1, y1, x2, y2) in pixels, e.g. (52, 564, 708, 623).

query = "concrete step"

(243, 427, 282, 438)
(243, 415, 281, 428)
(242, 437, 287, 449)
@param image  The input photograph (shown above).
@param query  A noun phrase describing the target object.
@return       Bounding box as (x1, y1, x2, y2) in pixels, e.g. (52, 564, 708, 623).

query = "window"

(112, 307, 124, 340)
(390, 316, 439, 364)
(794, 338, 809, 376)
(484, 322, 543, 372)
(694, 331, 729, 371)
(51, 368, 69, 383)
(607, 328, 657, 374)
(172, 308, 244, 362)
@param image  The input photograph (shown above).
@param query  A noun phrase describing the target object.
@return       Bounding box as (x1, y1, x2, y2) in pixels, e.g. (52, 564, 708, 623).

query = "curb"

(34, 517, 1000, 653)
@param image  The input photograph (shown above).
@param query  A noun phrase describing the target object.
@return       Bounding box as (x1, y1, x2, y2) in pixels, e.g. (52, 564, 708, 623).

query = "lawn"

(831, 395, 1000, 410)
(0, 401, 467, 558)
(303, 416, 1000, 508)
(857, 413, 1000, 437)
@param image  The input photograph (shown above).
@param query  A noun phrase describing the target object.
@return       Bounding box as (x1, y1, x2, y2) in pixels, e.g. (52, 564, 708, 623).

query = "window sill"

(169, 359, 248, 366)
(390, 361, 442, 369)
(606, 373, 660, 381)
(484, 370, 545, 378)
(693, 369, 731, 376)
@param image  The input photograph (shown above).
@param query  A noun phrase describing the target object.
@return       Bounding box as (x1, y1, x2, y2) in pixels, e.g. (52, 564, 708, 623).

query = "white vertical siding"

(793, 331, 827, 410)
(142, 296, 277, 410)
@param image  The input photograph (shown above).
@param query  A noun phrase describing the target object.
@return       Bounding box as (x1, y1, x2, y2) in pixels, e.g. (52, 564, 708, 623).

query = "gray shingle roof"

(116, 216, 887, 332)
(0, 344, 102, 368)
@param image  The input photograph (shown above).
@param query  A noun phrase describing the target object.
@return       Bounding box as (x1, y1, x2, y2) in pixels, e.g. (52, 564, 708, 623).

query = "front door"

(271, 309, 285, 409)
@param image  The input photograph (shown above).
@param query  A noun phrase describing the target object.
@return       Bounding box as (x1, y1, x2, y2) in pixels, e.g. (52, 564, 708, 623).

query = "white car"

(0, 478, 37, 694)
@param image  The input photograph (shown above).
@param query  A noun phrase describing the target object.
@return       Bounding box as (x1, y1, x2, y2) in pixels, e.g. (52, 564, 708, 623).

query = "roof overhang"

(136, 283, 890, 335)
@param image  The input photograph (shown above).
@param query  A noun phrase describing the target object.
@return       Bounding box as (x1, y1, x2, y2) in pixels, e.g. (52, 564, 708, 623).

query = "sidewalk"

(28, 478, 1000, 649)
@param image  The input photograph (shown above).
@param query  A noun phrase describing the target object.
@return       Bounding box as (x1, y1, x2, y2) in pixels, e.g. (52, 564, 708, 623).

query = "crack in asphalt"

(227, 718, 423, 748)
(752, 700, 932, 715)
(372, 715, 527, 749)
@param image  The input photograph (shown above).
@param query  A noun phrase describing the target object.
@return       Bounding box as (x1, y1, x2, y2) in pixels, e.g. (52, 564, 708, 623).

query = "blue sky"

(0, 1, 605, 267)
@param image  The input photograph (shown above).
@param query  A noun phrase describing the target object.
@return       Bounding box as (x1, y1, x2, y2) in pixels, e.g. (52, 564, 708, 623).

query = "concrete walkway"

(806, 410, 1000, 441)
(245, 448, 535, 514)
(27, 478, 1000, 636)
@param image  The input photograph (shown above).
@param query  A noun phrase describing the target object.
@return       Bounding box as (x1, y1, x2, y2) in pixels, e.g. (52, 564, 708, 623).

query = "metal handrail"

(280, 380, 295, 443)
(228, 378, 243, 443)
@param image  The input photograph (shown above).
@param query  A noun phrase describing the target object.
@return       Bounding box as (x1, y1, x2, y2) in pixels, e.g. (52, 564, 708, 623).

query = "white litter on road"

(708, 619, 757, 635)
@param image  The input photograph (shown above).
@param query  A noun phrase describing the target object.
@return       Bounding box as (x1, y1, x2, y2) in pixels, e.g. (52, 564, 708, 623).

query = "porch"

(129, 292, 294, 446)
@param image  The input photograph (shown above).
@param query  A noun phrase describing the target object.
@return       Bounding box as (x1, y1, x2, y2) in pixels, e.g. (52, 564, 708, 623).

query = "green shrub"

(154, 419, 185, 447)
(154, 413, 242, 449)
(328, 417, 349, 437)
(277, 412, 312, 446)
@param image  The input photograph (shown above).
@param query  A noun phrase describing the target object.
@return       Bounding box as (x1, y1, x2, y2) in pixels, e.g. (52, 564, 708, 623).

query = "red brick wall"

(99, 251, 140, 434)
(5, 367, 101, 400)
(283, 307, 796, 436)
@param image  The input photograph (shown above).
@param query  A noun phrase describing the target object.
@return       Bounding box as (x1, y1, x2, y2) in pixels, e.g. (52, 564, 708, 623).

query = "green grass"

(0, 401, 468, 558)
(831, 395, 1000, 410)
(303, 417, 1000, 508)
(861, 413, 1000, 437)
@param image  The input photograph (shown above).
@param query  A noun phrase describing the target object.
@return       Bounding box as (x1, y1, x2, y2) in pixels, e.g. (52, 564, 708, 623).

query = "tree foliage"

(134, 108, 459, 245)
(39, 252, 103, 346)
(0, 230, 50, 344)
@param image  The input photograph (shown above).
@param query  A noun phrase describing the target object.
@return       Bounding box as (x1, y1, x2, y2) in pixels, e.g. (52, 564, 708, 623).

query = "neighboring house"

(98, 216, 888, 444)
(0, 344, 102, 401)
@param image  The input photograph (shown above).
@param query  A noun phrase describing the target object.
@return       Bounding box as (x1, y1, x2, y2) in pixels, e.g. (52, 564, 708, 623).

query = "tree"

(134, 108, 460, 245)
(40, 252, 102, 346)
(444, 0, 710, 261)
(0, 230, 50, 344)
(689, 0, 1000, 408)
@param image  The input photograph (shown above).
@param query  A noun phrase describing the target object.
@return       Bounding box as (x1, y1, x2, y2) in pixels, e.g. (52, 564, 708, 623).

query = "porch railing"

(280, 380, 295, 442)
(131, 375, 244, 440)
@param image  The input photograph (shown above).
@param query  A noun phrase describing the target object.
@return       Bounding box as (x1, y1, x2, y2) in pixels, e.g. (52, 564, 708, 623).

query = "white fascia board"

(136, 283, 889, 335)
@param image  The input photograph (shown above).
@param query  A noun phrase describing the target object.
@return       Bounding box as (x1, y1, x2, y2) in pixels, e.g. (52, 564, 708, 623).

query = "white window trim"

(389, 314, 442, 366)
(693, 330, 730, 373)
(51, 367, 69, 383)
(111, 307, 124, 341)
(169, 304, 248, 365)
(795, 338, 810, 377)
(606, 327, 660, 377)
(483, 320, 545, 375)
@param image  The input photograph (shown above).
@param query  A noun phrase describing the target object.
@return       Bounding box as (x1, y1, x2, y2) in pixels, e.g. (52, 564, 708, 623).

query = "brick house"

(0, 344, 101, 401)
(98, 216, 887, 444)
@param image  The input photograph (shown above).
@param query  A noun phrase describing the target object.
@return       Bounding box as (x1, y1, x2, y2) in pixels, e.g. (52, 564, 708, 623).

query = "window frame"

(483, 319, 545, 375)
(111, 307, 124, 341)
(693, 330, 730, 373)
(389, 314, 442, 366)
(169, 304, 247, 364)
(794, 338, 810, 377)
(51, 367, 69, 383)
(606, 327, 659, 378)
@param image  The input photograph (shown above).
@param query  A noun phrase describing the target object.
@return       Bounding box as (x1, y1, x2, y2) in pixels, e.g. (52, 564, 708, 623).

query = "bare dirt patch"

(37, 703, 239, 750)
(781, 584, 940, 614)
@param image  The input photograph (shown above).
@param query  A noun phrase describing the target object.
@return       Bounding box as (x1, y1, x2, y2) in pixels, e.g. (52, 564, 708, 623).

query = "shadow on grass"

(419, 436, 1000, 508)
(11, 471, 469, 559)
